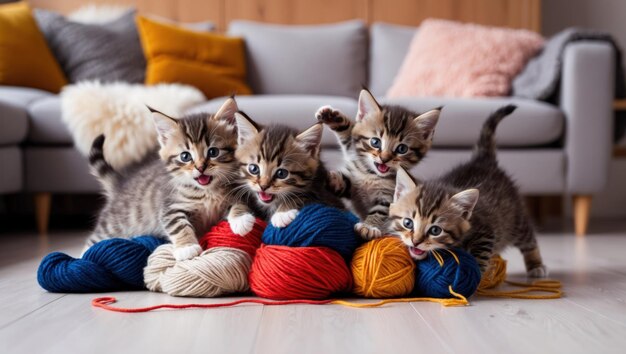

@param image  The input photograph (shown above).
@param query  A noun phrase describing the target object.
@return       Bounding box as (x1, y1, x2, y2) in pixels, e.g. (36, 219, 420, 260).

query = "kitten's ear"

(448, 189, 479, 220)
(295, 123, 323, 157)
(394, 167, 417, 203)
(148, 106, 178, 146)
(413, 108, 441, 140)
(213, 97, 238, 125)
(234, 112, 259, 146)
(356, 89, 381, 122)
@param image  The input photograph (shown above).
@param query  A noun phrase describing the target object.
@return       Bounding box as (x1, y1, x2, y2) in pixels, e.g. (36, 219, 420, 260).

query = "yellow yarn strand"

(331, 286, 469, 308)
(476, 255, 563, 299)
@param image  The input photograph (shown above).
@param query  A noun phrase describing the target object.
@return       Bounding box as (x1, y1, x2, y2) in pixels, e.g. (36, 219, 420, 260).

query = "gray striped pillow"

(34, 9, 146, 83)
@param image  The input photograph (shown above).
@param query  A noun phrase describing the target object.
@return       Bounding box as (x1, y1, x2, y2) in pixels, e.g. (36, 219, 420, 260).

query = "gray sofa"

(0, 21, 616, 236)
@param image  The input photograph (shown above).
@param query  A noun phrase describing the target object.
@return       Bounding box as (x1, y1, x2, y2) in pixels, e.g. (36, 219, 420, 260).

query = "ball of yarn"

(262, 204, 360, 260)
(201, 219, 267, 258)
(249, 245, 352, 300)
(351, 237, 415, 298)
(38, 236, 167, 293)
(414, 248, 482, 298)
(144, 245, 252, 297)
(144, 219, 265, 297)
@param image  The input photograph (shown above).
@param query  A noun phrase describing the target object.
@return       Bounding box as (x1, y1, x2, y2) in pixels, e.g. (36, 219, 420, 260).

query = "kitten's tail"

(474, 105, 517, 160)
(89, 134, 119, 194)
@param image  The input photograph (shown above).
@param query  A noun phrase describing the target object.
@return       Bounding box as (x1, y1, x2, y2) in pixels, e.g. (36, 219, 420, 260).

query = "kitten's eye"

(180, 151, 192, 162)
(395, 144, 409, 154)
(428, 225, 442, 236)
(402, 218, 414, 230)
(207, 147, 220, 158)
(370, 137, 382, 149)
(248, 164, 260, 175)
(275, 168, 288, 179)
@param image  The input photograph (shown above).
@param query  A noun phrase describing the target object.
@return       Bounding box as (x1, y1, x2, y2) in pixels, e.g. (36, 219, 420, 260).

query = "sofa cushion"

(0, 86, 53, 145)
(189, 95, 358, 146)
(386, 19, 544, 98)
(27, 96, 73, 144)
(379, 96, 564, 147)
(34, 9, 146, 83)
(137, 16, 251, 99)
(369, 23, 416, 97)
(0, 2, 67, 93)
(228, 20, 367, 98)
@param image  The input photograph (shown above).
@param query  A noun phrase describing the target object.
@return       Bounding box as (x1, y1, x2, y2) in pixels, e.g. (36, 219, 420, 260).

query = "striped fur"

(316, 89, 440, 239)
(388, 105, 547, 277)
(85, 98, 247, 260)
(234, 112, 343, 227)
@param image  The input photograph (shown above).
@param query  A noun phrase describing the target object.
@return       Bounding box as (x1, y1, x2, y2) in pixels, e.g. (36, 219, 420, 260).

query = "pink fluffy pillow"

(387, 19, 544, 98)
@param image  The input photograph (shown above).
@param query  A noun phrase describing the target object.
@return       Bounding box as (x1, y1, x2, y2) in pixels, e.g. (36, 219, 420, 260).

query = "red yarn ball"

(199, 219, 266, 258)
(249, 245, 353, 300)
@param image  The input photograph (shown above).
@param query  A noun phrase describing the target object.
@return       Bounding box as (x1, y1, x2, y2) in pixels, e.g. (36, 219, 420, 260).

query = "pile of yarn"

(351, 237, 482, 299)
(38, 235, 167, 292)
(144, 219, 265, 297)
(249, 204, 360, 300)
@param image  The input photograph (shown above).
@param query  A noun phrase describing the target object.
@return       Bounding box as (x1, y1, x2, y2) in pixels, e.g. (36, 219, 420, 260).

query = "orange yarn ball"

(351, 237, 416, 298)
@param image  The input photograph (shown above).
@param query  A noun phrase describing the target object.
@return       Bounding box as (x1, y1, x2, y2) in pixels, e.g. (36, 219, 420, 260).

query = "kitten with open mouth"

(234, 112, 344, 228)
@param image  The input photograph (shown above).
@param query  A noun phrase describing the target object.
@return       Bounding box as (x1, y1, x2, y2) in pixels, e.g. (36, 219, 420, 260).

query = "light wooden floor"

(1, 221, 626, 354)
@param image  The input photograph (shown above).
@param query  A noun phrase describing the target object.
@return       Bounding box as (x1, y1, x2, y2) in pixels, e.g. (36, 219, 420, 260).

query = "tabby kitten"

(233, 112, 344, 227)
(86, 98, 253, 261)
(316, 89, 440, 239)
(388, 105, 547, 277)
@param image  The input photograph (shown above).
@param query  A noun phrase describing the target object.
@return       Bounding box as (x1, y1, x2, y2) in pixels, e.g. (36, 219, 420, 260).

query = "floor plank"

(2, 224, 626, 354)
(253, 302, 449, 354)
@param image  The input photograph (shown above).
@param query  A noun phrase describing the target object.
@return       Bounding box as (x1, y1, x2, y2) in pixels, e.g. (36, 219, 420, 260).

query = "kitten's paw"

(316, 105, 345, 129)
(173, 244, 202, 261)
(229, 213, 256, 236)
(327, 171, 345, 194)
(271, 209, 299, 228)
(527, 265, 549, 278)
(355, 222, 382, 240)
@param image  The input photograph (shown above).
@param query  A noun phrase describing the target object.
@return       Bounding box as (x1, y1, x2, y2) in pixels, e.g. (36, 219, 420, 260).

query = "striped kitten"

(388, 105, 547, 277)
(316, 89, 440, 240)
(233, 112, 344, 227)
(86, 98, 252, 261)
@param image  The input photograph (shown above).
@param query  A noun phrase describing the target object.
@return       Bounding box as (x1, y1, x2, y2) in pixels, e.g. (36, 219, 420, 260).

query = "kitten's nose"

(195, 160, 207, 172)
(380, 152, 393, 163)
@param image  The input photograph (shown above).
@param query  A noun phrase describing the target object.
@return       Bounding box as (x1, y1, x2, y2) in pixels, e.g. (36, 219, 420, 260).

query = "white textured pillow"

(68, 4, 132, 24)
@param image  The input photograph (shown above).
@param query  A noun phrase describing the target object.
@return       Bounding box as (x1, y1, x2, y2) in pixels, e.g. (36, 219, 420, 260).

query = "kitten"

(233, 112, 344, 227)
(388, 105, 547, 277)
(86, 98, 254, 260)
(316, 89, 440, 239)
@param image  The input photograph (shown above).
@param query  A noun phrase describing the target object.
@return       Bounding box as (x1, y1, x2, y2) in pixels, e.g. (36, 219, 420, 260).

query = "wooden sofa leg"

(573, 195, 592, 236)
(34, 193, 52, 235)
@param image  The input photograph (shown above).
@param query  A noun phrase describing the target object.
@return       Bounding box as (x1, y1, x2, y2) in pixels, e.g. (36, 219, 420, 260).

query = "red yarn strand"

(92, 296, 334, 313)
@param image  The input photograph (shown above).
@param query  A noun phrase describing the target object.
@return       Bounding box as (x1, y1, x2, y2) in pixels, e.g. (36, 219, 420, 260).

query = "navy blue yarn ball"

(413, 248, 482, 298)
(262, 204, 361, 260)
(37, 236, 167, 293)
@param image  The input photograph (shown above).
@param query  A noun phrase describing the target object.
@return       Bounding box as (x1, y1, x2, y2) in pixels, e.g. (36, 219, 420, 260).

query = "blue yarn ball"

(37, 236, 167, 293)
(262, 204, 361, 260)
(413, 248, 482, 298)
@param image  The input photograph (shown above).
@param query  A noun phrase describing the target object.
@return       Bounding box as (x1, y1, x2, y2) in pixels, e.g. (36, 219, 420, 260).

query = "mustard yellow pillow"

(136, 16, 251, 98)
(0, 2, 67, 92)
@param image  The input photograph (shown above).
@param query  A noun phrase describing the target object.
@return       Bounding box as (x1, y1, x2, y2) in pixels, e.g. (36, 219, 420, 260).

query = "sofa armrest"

(560, 41, 615, 194)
